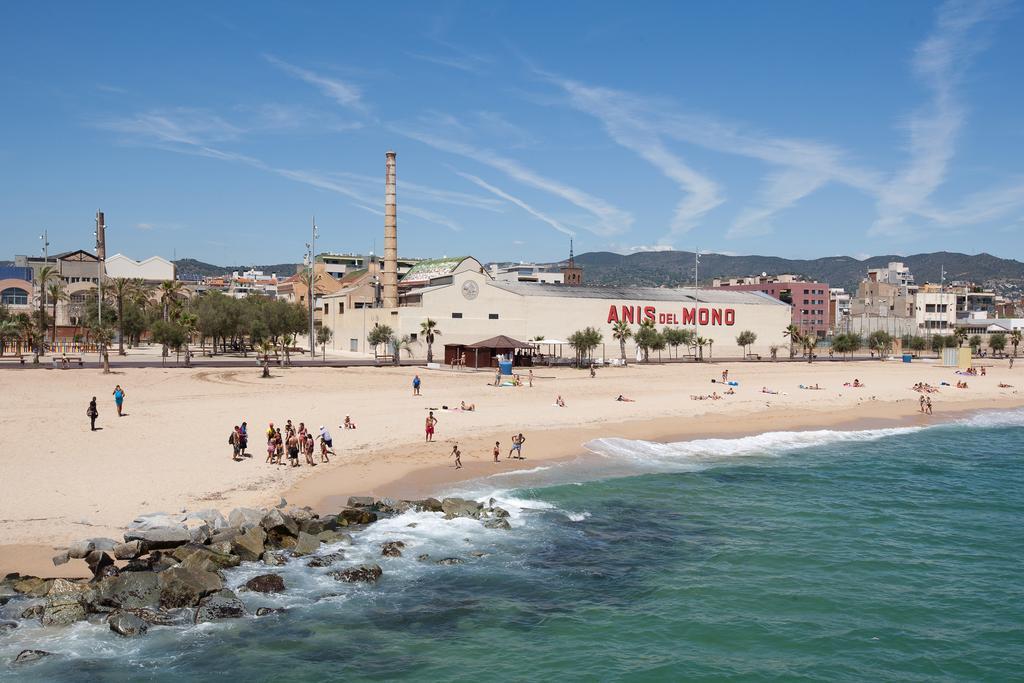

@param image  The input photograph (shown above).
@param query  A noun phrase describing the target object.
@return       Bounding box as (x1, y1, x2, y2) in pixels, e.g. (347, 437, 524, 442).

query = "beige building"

(322, 257, 791, 359)
(915, 286, 956, 332)
(104, 253, 175, 282)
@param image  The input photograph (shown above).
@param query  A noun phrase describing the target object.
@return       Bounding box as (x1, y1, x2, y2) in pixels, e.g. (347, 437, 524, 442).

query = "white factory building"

(320, 151, 792, 361)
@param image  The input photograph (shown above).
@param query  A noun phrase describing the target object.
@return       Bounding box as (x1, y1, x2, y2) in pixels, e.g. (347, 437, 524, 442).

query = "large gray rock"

(158, 565, 224, 608)
(89, 571, 161, 611)
(299, 518, 325, 536)
(262, 551, 287, 567)
(484, 518, 512, 530)
(123, 527, 192, 551)
(346, 496, 376, 508)
(113, 541, 143, 561)
(13, 650, 51, 665)
(210, 528, 240, 546)
(228, 507, 264, 530)
(338, 508, 378, 526)
(108, 610, 148, 637)
(194, 590, 246, 623)
(67, 539, 96, 559)
(381, 541, 405, 557)
(11, 576, 52, 597)
(190, 509, 229, 530)
(285, 507, 316, 524)
(244, 574, 285, 593)
(261, 509, 299, 538)
(89, 538, 119, 552)
(128, 513, 186, 530)
(290, 532, 320, 557)
(0, 621, 18, 634)
(441, 497, 483, 520)
(85, 550, 115, 578)
(317, 530, 353, 545)
(172, 544, 241, 572)
(231, 527, 267, 562)
(330, 564, 383, 583)
(40, 592, 86, 626)
(51, 551, 70, 566)
(414, 497, 444, 513)
(306, 552, 344, 568)
(188, 524, 212, 545)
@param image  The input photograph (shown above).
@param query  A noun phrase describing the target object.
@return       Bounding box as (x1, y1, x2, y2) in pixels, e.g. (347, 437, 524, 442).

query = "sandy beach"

(1, 357, 1021, 577)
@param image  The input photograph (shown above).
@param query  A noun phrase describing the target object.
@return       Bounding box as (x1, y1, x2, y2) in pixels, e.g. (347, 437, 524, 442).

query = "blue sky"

(2, 1, 1022, 266)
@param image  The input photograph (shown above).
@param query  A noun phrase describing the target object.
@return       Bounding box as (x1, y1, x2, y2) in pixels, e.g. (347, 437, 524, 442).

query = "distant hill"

(174, 258, 301, 280)
(564, 251, 1024, 296)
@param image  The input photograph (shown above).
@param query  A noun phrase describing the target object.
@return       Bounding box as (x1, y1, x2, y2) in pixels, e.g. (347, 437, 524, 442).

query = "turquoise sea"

(2, 409, 1023, 681)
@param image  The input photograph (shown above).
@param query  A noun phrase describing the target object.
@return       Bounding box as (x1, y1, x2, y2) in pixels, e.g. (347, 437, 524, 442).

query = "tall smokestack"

(383, 150, 398, 308)
(95, 210, 106, 261)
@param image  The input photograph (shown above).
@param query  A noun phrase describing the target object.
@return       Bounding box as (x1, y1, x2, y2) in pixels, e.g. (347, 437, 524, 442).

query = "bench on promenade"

(745, 353, 762, 361)
(256, 357, 284, 366)
(0, 354, 26, 365)
(51, 355, 84, 368)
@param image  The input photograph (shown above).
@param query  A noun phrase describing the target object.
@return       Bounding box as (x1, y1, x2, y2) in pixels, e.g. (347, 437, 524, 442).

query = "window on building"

(488, 313, 499, 319)
(452, 312, 463, 319)
(323, 303, 329, 315)
(1, 287, 28, 305)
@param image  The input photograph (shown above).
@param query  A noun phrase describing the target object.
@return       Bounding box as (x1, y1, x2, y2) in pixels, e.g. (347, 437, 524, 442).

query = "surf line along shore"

(0, 360, 1021, 578)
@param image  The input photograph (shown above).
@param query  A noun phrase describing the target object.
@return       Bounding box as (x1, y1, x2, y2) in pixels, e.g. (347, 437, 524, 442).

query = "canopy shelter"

(444, 335, 536, 369)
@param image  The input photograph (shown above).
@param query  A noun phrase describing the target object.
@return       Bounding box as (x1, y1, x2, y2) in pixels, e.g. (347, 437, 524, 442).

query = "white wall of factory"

(324, 270, 791, 358)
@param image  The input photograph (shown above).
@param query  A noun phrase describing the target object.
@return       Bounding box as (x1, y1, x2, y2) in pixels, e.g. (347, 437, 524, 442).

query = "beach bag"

(228, 433, 235, 444)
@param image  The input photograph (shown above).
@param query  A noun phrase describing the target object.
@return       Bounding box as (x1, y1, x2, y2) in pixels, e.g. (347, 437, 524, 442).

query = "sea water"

(2, 410, 1023, 681)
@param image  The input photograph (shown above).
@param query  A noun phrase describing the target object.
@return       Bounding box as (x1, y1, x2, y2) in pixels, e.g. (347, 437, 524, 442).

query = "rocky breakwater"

(1, 496, 512, 665)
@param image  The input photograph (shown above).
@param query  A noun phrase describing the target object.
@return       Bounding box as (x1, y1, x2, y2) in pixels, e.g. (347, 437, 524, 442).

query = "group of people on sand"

(227, 420, 340, 466)
(448, 433, 527, 469)
(494, 369, 533, 387)
(913, 382, 940, 393)
(85, 385, 127, 431)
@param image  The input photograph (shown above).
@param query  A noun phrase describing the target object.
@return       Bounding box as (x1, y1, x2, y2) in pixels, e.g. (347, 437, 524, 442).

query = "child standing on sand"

(493, 441, 500, 462)
(451, 443, 462, 469)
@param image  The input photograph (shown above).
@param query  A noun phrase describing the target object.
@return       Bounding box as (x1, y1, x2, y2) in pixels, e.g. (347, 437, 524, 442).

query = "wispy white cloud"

(98, 108, 244, 146)
(408, 39, 490, 73)
(728, 169, 826, 239)
(455, 170, 575, 237)
(264, 54, 368, 115)
(135, 222, 154, 230)
(870, 0, 1008, 236)
(397, 125, 633, 236)
(403, 205, 462, 232)
(550, 77, 724, 240)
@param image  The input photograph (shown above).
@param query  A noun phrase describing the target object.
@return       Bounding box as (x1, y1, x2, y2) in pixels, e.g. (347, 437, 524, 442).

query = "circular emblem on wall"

(462, 280, 479, 300)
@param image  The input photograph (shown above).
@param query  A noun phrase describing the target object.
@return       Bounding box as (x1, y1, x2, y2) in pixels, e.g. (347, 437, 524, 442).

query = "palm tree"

(179, 311, 197, 367)
(34, 265, 59, 360)
(420, 318, 441, 363)
(802, 335, 817, 363)
(107, 277, 143, 355)
(91, 324, 113, 374)
(695, 336, 708, 361)
(769, 344, 781, 361)
(1011, 329, 1022, 358)
(257, 338, 276, 377)
(47, 280, 68, 347)
(0, 319, 20, 356)
(611, 320, 632, 363)
(393, 334, 415, 365)
(953, 328, 968, 348)
(157, 280, 185, 357)
(316, 326, 333, 361)
(736, 330, 757, 358)
(367, 323, 394, 360)
(783, 324, 802, 359)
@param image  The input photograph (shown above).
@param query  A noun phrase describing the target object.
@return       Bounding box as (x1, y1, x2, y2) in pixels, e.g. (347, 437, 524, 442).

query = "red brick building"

(711, 277, 831, 337)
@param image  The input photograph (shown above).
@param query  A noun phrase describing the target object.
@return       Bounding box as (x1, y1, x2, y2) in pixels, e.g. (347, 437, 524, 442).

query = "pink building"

(711, 278, 830, 337)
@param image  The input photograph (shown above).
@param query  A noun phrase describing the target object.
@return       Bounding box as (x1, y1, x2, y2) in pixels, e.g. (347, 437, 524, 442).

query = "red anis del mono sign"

(607, 305, 736, 326)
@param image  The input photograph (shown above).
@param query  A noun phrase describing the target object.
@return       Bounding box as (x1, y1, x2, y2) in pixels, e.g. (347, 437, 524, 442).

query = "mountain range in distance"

(163, 251, 1024, 297)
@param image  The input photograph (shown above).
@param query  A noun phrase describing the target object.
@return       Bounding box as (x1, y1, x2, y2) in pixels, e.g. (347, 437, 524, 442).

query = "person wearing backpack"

(229, 426, 241, 461)
(87, 397, 99, 431)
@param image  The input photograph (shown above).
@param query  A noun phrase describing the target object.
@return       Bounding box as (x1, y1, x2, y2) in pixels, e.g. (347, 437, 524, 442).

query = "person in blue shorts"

(112, 385, 126, 417)
(413, 374, 421, 396)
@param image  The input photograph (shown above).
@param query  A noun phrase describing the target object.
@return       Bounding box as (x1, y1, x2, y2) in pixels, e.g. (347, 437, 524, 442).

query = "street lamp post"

(306, 216, 319, 356)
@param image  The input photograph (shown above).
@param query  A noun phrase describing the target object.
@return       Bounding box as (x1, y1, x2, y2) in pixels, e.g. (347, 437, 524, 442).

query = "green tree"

(662, 328, 686, 359)
(0, 319, 21, 356)
(867, 331, 893, 358)
(420, 318, 441, 364)
(178, 311, 197, 366)
(34, 265, 59, 360)
(611, 320, 632, 363)
(736, 330, 757, 358)
(316, 325, 333, 361)
(367, 323, 394, 360)
(91, 323, 113, 374)
(930, 334, 946, 356)
(107, 277, 145, 355)
(46, 280, 67, 346)
(953, 328, 968, 347)
(989, 332, 1007, 357)
(157, 280, 186, 357)
(968, 334, 983, 354)
(694, 335, 709, 361)
(769, 344, 781, 361)
(908, 335, 928, 356)
(151, 319, 187, 366)
(634, 320, 659, 362)
(568, 326, 602, 366)
(392, 334, 415, 365)
(783, 324, 802, 359)
(802, 334, 817, 363)
(1010, 329, 1021, 357)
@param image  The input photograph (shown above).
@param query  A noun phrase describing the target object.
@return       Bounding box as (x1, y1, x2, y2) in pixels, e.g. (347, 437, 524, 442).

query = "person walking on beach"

(318, 426, 335, 459)
(919, 395, 926, 413)
(112, 385, 126, 417)
(413, 374, 422, 396)
(926, 397, 933, 415)
(509, 433, 526, 459)
(287, 430, 300, 467)
(528, 369, 533, 387)
(304, 432, 316, 466)
(494, 369, 501, 387)
(425, 411, 437, 442)
(590, 363, 596, 378)
(493, 441, 501, 463)
(87, 397, 98, 431)
(451, 443, 462, 469)
(239, 421, 249, 457)
(229, 426, 241, 461)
